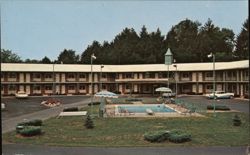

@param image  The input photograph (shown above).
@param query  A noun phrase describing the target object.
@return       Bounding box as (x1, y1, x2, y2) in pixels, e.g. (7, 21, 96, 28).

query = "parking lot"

(1, 95, 90, 120)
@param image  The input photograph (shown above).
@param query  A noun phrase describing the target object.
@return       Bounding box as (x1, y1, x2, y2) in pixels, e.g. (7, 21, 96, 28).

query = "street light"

(90, 53, 96, 116)
(208, 52, 216, 117)
(52, 63, 55, 95)
(173, 64, 178, 98)
(165, 48, 173, 88)
(100, 65, 104, 91)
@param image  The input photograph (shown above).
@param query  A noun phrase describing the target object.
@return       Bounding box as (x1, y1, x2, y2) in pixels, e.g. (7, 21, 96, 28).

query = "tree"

(197, 18, 235, 62)
(80, 41, 102, 64)
(24, 59, 40, 63)
(235, 18, 249, 60)
(40, 56, 51, 64)
(1, 49, 22, 63)
(166, 19, 201, 63)
(57, 49, 80, 64)
(84, 115, 94, 129)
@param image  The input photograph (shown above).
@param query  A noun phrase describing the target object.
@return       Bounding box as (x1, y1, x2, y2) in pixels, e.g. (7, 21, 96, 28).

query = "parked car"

(206, 91, 234, 99)
(15, 91, 28, 98)
(1, 103, 5, 110)
(162, 89, 176, 98)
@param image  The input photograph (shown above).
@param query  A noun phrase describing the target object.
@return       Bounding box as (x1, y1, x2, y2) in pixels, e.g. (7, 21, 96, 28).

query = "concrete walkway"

(2, 97, 91, 133)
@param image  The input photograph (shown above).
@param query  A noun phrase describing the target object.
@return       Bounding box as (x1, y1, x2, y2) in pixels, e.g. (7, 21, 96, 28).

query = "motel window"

(182, 85, 190, 90)
(1, 73, 4, 79)
(205, 72, 213, 78)
(8, 85, 16, 91)
(125, 84, 130, 90)
(101, 73, 107, 79)
(79, 85, 86, 90)
(8, 73, 17, 78)
(79, 73, 86, 79)
(67, 73, 75, 79)
(1, 85, 4, 91)
(33, 73, 41, 79)
(227, 71, 236, 78)
(182, 72, 190, 78)
(158, 72, 167, 78)
(68, 85, 75, 90)
(125, 73, 133, 79)
(206, 85, 213, 90)
(45, 73, 52, 79)
(45, 85, 52, 90)
(244, 70, 249, 79)
(144, 85, 150, 91)
(33, 85, 41, 91)
(102, 85, 107, 90)
(145, 72, 155, 78)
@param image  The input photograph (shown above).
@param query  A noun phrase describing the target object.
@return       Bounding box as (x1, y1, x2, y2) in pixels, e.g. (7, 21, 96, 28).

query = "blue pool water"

(118, 104, 175, 113)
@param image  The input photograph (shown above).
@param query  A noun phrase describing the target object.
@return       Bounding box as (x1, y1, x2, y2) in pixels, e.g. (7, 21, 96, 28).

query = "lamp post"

(100, 65, 104, 91)
(173, 64, 178, 98)
(90, 53, 96, 116)
(208, 52, 216, 117)
(165, 48, 173, 88)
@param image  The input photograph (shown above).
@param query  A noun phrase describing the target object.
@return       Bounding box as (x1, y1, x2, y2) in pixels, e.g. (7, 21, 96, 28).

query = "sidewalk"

(2, 98, 91, 134)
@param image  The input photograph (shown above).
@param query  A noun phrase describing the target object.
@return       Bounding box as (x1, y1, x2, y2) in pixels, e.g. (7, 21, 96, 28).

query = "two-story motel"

(1, 60, 249, 97)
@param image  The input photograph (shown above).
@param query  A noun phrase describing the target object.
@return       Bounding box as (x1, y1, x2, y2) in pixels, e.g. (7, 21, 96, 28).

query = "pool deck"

(105, 104, 204, 118)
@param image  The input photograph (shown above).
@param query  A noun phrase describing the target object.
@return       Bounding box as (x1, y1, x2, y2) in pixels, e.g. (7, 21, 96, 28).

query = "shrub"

(207, 105, 230, 111)
(168, 130, 191, 143)
(84, 115, 94, 129)
(125, 98, 142, 102)
(19, 126, 42, 136)
(63, 107, 79, 112)
(17, 119, 43, 126)
(144, 130, 170, 142)
(233, 114, 241, 126)
(88, 102, 100, 106)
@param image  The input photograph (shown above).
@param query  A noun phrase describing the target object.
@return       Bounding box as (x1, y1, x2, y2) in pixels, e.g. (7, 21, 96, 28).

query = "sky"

(1, 0, 248, 61)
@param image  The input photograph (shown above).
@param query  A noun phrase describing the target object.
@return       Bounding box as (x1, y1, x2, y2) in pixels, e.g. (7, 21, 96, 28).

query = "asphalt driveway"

(178, 95, 249, 113)
(2, 143, 249, 155)
(1, 95, 90, 120)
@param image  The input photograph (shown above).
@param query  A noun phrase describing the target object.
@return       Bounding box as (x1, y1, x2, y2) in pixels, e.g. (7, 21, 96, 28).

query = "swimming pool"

(117, 104, 176, 113)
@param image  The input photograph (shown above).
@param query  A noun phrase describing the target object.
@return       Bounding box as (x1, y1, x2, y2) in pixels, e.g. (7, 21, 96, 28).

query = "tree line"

(1, 18, 248, 64)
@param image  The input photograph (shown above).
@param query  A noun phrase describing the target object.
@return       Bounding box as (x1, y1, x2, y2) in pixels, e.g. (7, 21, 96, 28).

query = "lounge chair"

(146, 108, 154, 115)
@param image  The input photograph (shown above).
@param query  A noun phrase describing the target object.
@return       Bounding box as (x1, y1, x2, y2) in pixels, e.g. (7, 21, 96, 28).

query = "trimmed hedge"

(207, 105, 230, 111)
(63, 107, 79, 112)
(233, 114, 242, 126)
(144, 130, 191, 143)
(125, 98, 142, 102)
(168, 130, 191, 143)
(88, 102, 101, 106)
(19, 126, 42, 136)
(144, 130, 170, 142)
(17, 119, 43, 126)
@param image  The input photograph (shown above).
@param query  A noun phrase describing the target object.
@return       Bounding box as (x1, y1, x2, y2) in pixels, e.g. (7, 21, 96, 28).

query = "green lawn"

(3, 105, 249, 147)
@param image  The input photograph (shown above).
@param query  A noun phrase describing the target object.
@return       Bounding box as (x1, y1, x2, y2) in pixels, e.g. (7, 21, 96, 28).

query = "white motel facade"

(1, 60, 249, 97)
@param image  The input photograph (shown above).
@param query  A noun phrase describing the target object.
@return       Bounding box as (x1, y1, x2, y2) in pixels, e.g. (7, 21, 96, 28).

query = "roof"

(1, 60, 248, 72)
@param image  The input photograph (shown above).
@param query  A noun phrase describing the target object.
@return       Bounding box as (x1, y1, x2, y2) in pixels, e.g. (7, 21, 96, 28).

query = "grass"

(3, 105, 249, 147)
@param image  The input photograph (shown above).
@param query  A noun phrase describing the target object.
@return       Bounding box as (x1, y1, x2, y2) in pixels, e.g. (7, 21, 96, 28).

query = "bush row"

(16, 119, 43, 136)
(144, 130, 191, 143)
(63, 107, 79, 112)
(125, 98, 142, 102)
(88, 102, 101, 106)
(17, 119, 43, 126)
(18, 126, 42, 136)
(207, 105, 230, 111)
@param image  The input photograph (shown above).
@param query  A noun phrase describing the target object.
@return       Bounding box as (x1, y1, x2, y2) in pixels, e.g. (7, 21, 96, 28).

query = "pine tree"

(84, 115, 94, 129)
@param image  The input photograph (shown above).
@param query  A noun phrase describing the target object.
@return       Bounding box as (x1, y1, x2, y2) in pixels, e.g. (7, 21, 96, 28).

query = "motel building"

(0, 60, 249, 97)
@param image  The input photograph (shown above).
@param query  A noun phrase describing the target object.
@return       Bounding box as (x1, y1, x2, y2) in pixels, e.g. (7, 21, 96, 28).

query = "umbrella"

(94, 90, 118, 98)
(155, 87, 172, 92)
